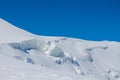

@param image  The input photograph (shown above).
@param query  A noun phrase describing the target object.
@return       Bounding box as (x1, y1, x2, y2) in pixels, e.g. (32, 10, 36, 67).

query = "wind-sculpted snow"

(9, 39, 80, 68)
(0, 18, 120, 80)
(0, 38, 119, 80)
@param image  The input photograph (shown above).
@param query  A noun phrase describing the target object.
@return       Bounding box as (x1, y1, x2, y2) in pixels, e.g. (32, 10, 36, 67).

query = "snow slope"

(0, 18, 120, 80)
(0, 18, 36, 43)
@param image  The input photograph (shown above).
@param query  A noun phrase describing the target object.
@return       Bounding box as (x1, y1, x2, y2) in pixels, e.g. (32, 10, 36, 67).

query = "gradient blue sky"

(0, 0, 120, 41)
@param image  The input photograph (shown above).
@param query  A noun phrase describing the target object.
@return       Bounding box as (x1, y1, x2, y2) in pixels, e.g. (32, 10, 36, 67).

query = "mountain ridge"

(0, 18, 120, 80)
(0, 18, 37, 43)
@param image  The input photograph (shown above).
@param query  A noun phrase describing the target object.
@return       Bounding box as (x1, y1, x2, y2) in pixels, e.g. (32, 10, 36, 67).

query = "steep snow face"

(0, 19, 120, 80)
(0, 18, 36, 43)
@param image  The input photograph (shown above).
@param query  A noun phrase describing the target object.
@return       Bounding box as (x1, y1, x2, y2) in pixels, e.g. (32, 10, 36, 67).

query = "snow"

(0, 55, 68, 80)
(0, 18, 36, 43)
(0, 18, 120, 80)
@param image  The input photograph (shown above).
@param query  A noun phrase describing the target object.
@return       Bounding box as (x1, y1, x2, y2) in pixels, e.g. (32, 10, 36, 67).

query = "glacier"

(0, 18, 120, 80)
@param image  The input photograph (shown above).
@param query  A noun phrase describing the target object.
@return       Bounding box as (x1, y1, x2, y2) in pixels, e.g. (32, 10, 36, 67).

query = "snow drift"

(0, 18, 120, 80)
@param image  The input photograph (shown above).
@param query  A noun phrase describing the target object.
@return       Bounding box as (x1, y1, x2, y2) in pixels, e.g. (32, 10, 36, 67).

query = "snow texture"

(0, 18, 120, 80)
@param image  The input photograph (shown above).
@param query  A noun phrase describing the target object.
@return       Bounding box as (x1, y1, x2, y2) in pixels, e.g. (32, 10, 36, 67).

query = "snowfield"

(0, 18, 120, 80)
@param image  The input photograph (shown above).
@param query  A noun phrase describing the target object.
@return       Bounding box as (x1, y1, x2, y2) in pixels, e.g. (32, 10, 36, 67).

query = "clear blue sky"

(0, 0, 120, 41)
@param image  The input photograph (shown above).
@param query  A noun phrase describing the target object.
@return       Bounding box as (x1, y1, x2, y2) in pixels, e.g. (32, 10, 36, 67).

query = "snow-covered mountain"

(0, 18, 120, 80)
